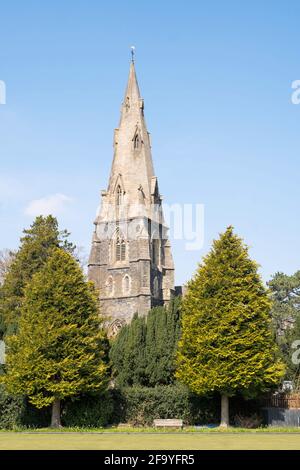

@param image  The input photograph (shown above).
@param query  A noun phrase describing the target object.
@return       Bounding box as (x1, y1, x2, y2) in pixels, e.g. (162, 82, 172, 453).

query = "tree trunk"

(220, 394, 229, 427)
(51, 398, 61, 428)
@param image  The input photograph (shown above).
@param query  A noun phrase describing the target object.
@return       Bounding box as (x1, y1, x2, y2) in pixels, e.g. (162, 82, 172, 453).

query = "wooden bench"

(153, 419, 183, 429)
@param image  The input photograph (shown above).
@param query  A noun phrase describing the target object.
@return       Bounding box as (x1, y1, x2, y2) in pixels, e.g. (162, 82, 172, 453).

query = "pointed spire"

(122, 60, 141, 114)
(105, 55, 155, 219)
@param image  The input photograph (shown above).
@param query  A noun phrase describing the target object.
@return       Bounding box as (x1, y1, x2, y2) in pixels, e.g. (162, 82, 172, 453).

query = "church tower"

(88, 57, 174, 335)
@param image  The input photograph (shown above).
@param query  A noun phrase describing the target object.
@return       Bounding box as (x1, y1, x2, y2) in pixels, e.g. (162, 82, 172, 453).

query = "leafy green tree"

(176, 226, 284, 427)
(268, 271, 300, 380)
(0, 216, 75, 337)
(110, 298, 181, 387)
(285, 315, 300, 386)
(2, 248, 108, 427)
(268, 271, 300, 336)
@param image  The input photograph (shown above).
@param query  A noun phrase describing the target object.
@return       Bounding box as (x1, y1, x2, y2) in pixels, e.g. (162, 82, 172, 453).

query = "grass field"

(1, 431, 300, 450)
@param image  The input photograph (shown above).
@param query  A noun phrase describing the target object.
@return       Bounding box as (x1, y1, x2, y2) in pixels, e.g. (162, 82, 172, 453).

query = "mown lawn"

(1, 430, 300, 450)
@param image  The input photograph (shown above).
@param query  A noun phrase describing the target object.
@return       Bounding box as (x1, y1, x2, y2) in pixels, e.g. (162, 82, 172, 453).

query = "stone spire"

(88, 57, 174, 333)
(105, 61, 156, 219)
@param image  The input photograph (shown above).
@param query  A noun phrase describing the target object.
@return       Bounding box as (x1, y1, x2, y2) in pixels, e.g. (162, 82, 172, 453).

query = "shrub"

(0, 383, 262, 429)
(111, 385, 220, 426)
(62, 393, 114, 428)
(0, 384, 24, 429)
(234, 413, 263, 428)
(0, 384, 50, 429)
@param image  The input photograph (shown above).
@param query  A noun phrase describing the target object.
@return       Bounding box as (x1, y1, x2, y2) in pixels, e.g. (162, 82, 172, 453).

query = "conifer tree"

(110, 313, 147, 386)
(176, 226, 284, 427)
(145, 297, 181, 385)
(2, 248, 108, 427)
(110, 298, 181, 387)
(0, 216, 75, 337)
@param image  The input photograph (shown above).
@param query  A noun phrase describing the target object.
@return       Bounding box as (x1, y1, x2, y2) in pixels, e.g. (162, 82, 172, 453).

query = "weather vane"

(131, 46, 135, 63)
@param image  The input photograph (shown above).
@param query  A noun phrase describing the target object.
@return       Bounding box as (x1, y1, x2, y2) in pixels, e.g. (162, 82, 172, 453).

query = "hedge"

(110, 384, 220, 426)
(62, 392, 115, 428)
(0, 383, 261, 429)
(111, 386, 261, 427)
(0, 384, 50, 429)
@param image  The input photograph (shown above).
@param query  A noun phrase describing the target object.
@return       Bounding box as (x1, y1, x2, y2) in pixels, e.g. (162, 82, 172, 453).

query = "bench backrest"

(153, 419, 183, 427)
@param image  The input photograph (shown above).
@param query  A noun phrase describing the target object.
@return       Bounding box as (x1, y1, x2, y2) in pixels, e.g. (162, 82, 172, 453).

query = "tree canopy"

(2, 248, 108, 427)
(269, 271, 300, 382)
(176, 226, 284, 426)
(0, 216, 75, 337)
(110, 297, 181, 387)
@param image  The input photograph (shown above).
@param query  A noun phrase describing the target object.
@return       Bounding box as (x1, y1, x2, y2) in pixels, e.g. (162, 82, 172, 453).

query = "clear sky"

(0, 0, 299, 286)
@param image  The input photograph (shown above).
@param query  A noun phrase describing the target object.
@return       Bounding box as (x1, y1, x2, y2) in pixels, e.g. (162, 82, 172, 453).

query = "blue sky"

(0, 0, 299, 285)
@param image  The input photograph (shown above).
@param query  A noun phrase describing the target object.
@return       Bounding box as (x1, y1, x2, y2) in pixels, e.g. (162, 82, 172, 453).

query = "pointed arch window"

(116, 228, 126, 261)
(116, 185, 123, 206)
(133, 133, 140, 149)
(123, 274, 131, 294)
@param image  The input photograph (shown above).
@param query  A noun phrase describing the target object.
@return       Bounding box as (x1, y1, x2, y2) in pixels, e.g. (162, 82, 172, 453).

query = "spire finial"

(131, 45, 135, 63)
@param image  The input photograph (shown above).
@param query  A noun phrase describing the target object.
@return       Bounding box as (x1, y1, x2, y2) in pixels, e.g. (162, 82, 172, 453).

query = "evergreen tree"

(176, 226, 284, 427)
(268, 271, 300, 381)
(110, 298, 181, 387)
(110, 313, 147, 386)
(0, 216, 75, 337)
(2, 248, 108, 427)
(145, 297, 181, 385)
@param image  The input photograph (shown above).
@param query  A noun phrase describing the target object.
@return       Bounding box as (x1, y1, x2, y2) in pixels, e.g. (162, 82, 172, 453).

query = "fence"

(262, 393, 300, 409)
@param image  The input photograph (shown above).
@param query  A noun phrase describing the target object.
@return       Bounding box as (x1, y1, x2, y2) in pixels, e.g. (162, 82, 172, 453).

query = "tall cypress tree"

(0, 216, 75, 337)
(110, 313, 146, 387)
(145, 297, 181, 385)
(2, 248, 108, 427)
(176, 226, 284, 427)
(110, 298, 181, 387)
